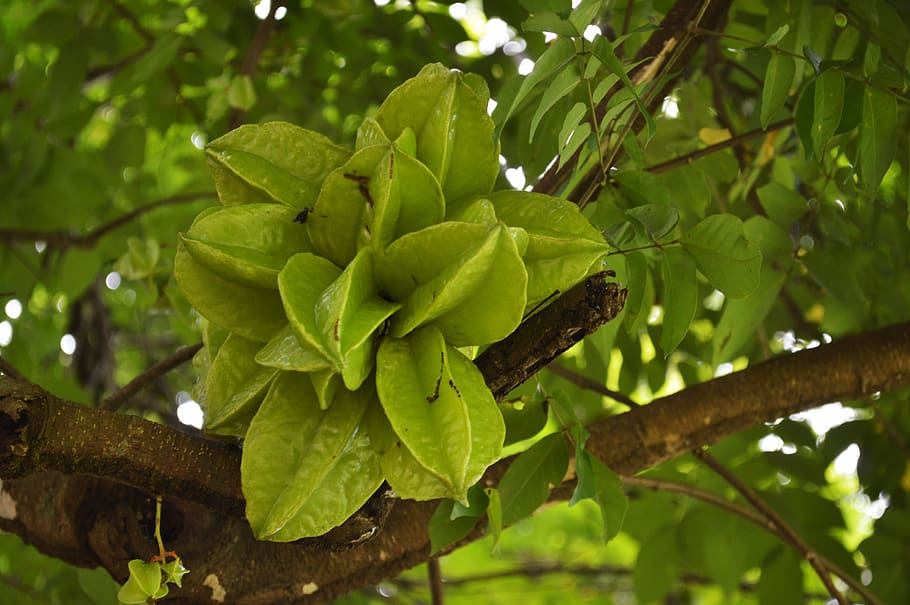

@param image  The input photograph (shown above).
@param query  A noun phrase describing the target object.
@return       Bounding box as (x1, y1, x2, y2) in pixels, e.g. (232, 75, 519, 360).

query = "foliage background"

(1, 0, 909, 604)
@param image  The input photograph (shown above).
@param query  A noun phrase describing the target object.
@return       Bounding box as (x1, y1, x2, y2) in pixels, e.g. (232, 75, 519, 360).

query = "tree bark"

(2, 321, 909, 605)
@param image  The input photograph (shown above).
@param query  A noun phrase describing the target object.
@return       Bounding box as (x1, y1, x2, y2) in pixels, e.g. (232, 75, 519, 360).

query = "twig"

(229, 4, 277, 129)
(546, 362, 641, 408)
(0, 192, 216, 250)
(428, 556, 445, 605)
(645, 118, 794, 174)
(100, 343, 203, 411)
(693, 448, 850, 605)
(0, 358, 28, 384)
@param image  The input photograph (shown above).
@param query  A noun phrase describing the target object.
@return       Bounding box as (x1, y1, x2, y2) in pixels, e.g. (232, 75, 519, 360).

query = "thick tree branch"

(2, 321, 908, 604)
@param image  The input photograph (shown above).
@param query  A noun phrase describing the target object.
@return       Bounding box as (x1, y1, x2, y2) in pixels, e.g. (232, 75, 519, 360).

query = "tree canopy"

(1, 1, 909, 604)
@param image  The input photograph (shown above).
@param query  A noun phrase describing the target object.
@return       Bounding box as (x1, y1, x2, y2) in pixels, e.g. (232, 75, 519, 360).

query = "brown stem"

(0, 192, 216, 250)
(428, 556, 445, 605)
(229, 4, 277, 129)
(624, 476, 881, 605)
(100, 343, 203, 411)
(546, 362, 641, 408)
(693, 449, 849, 605)
(645, 118, 795, 175)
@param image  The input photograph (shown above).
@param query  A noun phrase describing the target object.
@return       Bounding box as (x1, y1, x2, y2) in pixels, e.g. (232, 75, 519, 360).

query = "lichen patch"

(301, 582, 319, 595)
(204, 573, 226, 602)
(0, 480, 17, 520)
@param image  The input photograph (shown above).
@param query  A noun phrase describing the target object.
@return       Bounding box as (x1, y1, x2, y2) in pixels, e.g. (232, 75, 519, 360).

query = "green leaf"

(227, 74, 256, 110)
(254, 324, 332, 373)
(307, 143, 445, 266)
(492, 37, 575, 138)
(758, 548, 804, 605)
(241, 372, 383, 540)
(794, 79, 815, 158)
(365, 398, 454, 500)
(277, 252, 342, 360)
(658, 246, 697, 356)
(306, 145, 384, 267)
(485, 487, 503, 550)
(761, 53, 795, 129)
(374, 64, 499, 203)
(559, 121, 591, 168)
(115, 237, 160, 280)
(522, 13, 579, 37)
(428, 500, 479, 555)
(572, 450, 628, 541)
(500, 393, 549, 446)
(204, 333, 279, 436)
(309, 368, 342, 410)
(174, 241, 287, 341)
(713, 217, 791, 364)
(314, 247, 399, 390)
(859, 87, 898, 192)
(529, 63, 580, 142)
(681, 214, 762, 298)
(625, 204, 679, 241)
(811, 70, 845, 159)
(375, 325, 505, 502)
(378, 222, 528, 346)
(206, 121, 351, 209)
(487, 191, 608, 311)
(497, 432, 569, 527)
(634, 527, 681, 603)
(764, 24, 790, 47)
(181, 203, 310, 289)
(591, 36, 656, 141)
(756, 181, 808, 226)
(117, 561, 163, 605)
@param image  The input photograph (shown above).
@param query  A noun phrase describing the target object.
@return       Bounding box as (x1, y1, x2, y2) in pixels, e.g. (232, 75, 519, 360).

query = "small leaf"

(761, 53, 795, 129)
(174, 241, 287, 341)
(572, 450, 628, 541)
(658, 247, 697, 356)
(242, 373, 383, 540)
(204, 333, 279, 436)
(529, 64, 580, 142)
(758, 548, 804, 605)
(117, 561, 163, 605)
(500, 394, 548, 446)
(497, 432, 569, 527)
(254, 324, 332, 373)
(794, 80, 815, 158)
(811, 70, 845, 159)
(227, 74, 256, 110)
(181, 203, 310, 289)
(625, 204, 679, 241)
(278, 252, 341, 360)
(485, 487, 503, 550)
(493, 37, 575, 138)
(206, 121, 350, 209)
(522, 13, 579, 37)
(764, 24, 790, 47)
(681, 214, 762, 298)
(375, 325, 505, 501)
(591, 36, 656, 141)
(559, 121, 591, 168)
(859, 87, 897, 192)
(313, 247, 400, 390)
(115, 237, 160, 280)
(428, 500, 479, 555)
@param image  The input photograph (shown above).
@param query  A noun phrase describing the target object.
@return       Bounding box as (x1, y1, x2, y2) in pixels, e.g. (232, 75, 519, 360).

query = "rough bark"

(2, 321, 909, 604)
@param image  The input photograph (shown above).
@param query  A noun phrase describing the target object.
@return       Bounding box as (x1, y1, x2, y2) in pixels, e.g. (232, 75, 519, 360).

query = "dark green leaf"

(498, 432, 569, 527)
(659, 246, 697, 356)
(681, 214, 762, 298)
(859, 87, 897, 192)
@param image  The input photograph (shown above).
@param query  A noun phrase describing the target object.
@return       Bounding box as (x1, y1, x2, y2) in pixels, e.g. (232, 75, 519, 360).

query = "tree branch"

(1, 321, 907, 604)
(0, 192, 216, 250)
(100, 343, 203, 412)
